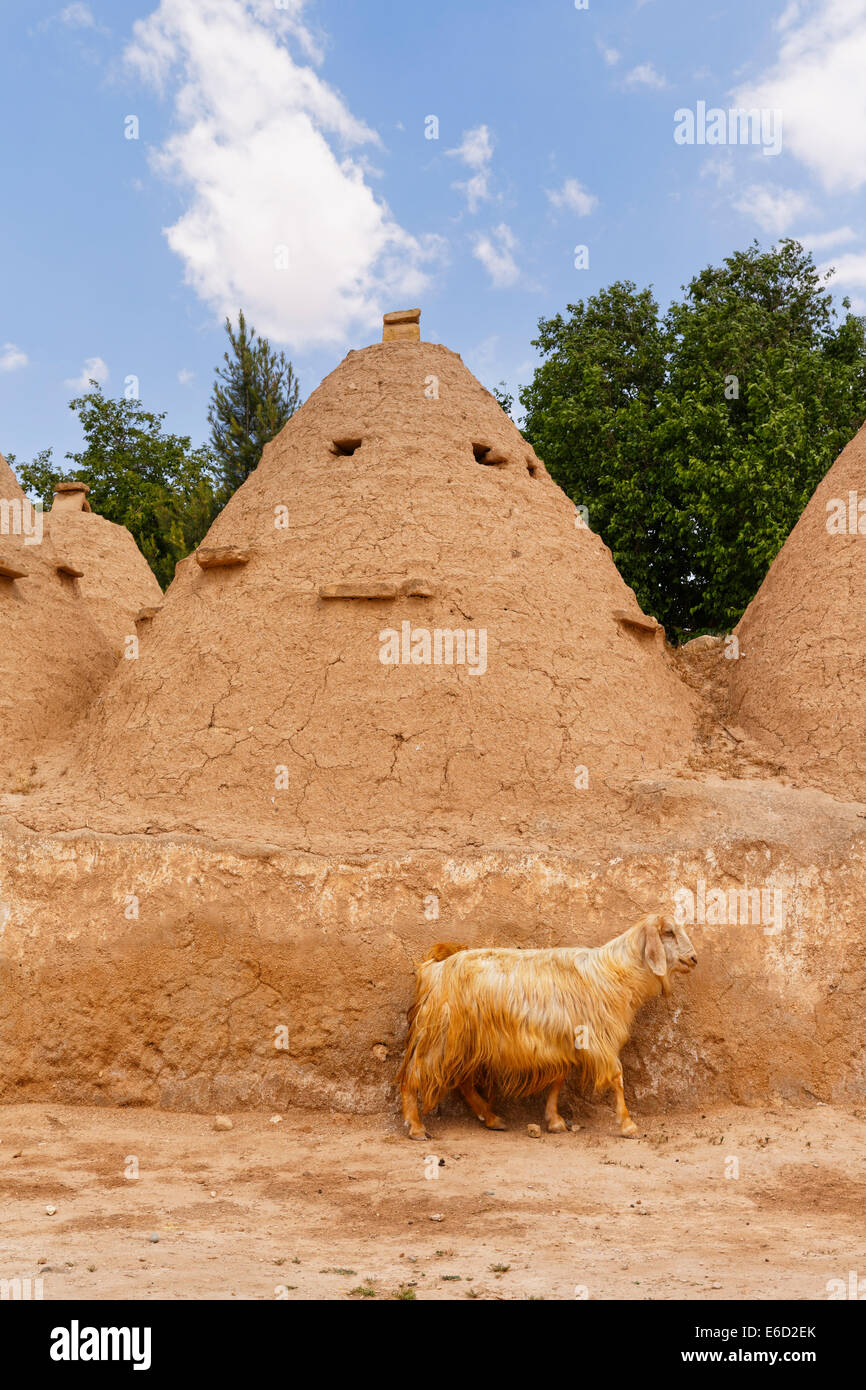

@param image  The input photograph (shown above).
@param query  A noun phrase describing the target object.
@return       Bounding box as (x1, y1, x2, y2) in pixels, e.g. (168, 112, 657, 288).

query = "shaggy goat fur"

(397, 914, 696, 1137)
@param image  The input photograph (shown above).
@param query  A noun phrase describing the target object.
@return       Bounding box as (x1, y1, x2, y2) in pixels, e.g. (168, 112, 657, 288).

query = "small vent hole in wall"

(331, 437, 362, 457)
(474, 442, 508, 465)
(526, 461, 537, 477)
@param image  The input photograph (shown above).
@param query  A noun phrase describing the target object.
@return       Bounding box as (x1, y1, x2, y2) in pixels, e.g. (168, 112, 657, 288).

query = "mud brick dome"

(38, 332, 700, 854)
(730, 420, 866, 801)
(0, 454, 115, 785)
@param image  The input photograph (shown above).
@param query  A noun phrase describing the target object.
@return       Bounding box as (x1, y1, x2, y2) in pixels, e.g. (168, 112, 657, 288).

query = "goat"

(397, 913, 697, 1139)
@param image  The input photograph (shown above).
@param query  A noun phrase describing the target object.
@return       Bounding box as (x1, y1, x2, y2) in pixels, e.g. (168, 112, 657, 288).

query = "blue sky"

(2, 0, 865, 470)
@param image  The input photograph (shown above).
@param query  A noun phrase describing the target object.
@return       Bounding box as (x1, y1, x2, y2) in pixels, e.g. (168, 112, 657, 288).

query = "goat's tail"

(421, 941, 467, 963)
(397, 943, 468, 1095)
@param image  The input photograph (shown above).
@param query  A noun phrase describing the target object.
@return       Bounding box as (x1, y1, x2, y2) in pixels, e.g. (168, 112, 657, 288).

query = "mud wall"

(1, 819, 864, 1117)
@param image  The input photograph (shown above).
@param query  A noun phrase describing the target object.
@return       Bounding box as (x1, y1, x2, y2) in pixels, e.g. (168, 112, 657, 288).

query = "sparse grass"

(348, 1284, 377, 1299)
(320, 1267, 356, 1276)
(392, 1284, 417, 1300)
(490, 1263, 510, 1273)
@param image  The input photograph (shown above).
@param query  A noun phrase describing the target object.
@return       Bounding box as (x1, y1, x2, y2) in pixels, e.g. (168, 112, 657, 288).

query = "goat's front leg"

(544, 1073, 570, 1132)
(458, 1078, 507, 1130)
(610, 1062, 637, 1137)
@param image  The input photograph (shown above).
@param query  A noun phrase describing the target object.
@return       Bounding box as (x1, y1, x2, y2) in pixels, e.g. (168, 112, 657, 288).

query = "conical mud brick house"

(0, 454, 114, 783)
(46, 314, 698, 854)
(730, 422, 866, 800)
(1, 317, 865, 1117)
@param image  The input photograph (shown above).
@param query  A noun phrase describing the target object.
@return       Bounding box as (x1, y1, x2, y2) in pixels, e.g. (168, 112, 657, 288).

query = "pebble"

(45, 1206, 57, 1216)
(148, 1234, 159, 1243)
(269, 1115, 283, 1125)
(213, 1116, 233, 1132)
(429, 1213, 444, 1222)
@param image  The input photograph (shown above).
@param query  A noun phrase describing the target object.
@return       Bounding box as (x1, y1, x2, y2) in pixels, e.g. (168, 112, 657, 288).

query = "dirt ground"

(1, 1098, 864, 1301)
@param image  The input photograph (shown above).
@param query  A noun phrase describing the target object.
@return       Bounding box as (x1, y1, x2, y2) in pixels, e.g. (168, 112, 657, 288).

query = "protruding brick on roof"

(382, 308, 421, 342)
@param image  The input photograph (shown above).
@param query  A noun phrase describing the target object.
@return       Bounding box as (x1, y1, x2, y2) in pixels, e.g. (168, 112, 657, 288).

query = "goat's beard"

(659, 974, 672, 997)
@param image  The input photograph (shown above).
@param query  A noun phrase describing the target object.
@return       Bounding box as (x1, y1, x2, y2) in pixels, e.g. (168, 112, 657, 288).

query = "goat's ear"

(642, 921, 667, 977)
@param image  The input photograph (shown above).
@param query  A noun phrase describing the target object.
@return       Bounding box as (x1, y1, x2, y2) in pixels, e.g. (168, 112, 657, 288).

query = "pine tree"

(208, 310, 301, 497)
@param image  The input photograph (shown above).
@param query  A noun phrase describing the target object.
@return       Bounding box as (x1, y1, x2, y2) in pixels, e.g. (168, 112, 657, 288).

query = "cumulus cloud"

(472, 223, 519, 287)
(546, 177, 598, 216)
(124, 0, 438, 349)
(799, 225, 858, 251)
(818, 249, 866, 289)
(0, 344, 29, 372)
(446, 124, 494, 212)
(65, 356, 109, 389)
(733, 0, 866, 192)
(732, 183, 813, 234)
(623, 62, 667, 90)
(178, 367, 195, 385)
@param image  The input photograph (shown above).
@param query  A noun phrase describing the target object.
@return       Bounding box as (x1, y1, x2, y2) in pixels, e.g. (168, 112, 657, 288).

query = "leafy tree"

(521, 241, 866, 638)
(208, 310, 300, 495)
(15, 384, 220, 590)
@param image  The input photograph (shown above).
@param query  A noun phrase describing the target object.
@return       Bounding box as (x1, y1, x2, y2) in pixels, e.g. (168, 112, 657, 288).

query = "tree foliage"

(208, 310, 300, 494)
(521, 240, 866, 638)
(15, 385, 220, 590)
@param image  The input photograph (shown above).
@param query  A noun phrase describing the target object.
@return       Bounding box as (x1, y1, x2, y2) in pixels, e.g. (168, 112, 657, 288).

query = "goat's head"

(639, 914, 697, 996)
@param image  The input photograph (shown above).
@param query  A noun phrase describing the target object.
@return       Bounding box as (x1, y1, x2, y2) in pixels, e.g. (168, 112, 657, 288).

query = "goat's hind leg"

(458, 1077, 507, 1131)
(401, 1080, 430, 1140)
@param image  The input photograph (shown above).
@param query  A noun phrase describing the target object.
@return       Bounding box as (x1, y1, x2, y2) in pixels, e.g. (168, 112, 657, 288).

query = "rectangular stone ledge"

(613, 608, 663, 636)
(196, 546, 252, 570)
(320, 580, 399, 600)
(319, 577, 437, 600)
(0, 558, 29, 580)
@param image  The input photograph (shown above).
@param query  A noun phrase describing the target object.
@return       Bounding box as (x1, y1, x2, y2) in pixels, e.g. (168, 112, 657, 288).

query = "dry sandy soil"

(2, 1098, 864, 1301)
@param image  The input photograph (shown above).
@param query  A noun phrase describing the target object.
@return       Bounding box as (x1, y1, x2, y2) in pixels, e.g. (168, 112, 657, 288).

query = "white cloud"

(124, 0, 438, 349)
(700, 153, 735, 188)
(599, 43, 620, 66)
(60, 2, 97, 26)
(0, 344, 29, 372)
(65, 356, 109, 389)
(798, 225, 858, 251)
(546, 177, 598, 216)
(732, 183, 813, 234)
(472, 223, 519, 288)
(446, 124, 494, 212)
(734, 0, 866, 192)
(818, 249, 866, 289)
(623, 62, 667, 90)
(178, 367, 195, 385)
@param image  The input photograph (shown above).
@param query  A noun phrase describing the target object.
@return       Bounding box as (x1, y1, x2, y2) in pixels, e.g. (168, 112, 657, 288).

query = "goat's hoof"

(620, 1121, 638, 1137)
(485, 1116, 508, 1131)
(408, 1127, 430, 1141)
(547, 1117, 568, 1133)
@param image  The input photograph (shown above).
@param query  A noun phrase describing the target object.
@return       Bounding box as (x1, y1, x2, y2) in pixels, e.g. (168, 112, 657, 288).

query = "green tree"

(208, 310, 300, 495)
(521, 241, 866, 638)
(519, 281, 679, 625)
(15, 384, 220, 590)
